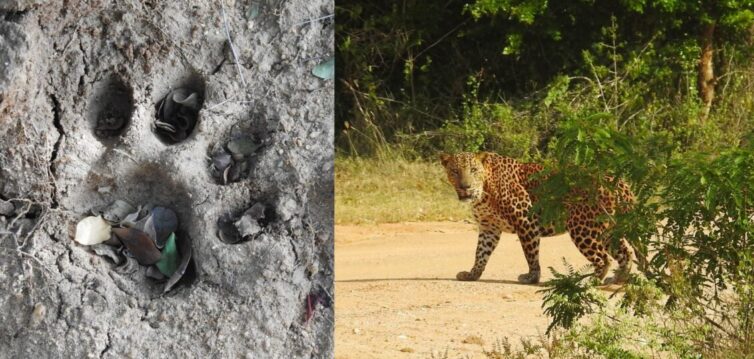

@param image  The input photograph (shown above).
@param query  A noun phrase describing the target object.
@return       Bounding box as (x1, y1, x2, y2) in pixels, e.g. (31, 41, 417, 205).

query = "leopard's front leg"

(457, 224, 502, 281)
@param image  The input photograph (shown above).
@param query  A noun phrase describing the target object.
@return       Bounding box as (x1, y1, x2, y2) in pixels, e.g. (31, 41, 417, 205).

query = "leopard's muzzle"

(456, 186, 480, 202)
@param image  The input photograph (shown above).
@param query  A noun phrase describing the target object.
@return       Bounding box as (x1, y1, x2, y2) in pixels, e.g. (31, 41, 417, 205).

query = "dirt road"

(335, 222, 595, 358)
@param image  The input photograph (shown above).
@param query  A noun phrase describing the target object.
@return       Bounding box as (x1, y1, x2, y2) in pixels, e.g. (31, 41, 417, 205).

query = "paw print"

(56, 69, 281, 294)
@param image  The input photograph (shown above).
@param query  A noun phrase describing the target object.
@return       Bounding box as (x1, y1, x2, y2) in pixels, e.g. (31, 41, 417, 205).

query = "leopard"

(439, 152, 635, 284)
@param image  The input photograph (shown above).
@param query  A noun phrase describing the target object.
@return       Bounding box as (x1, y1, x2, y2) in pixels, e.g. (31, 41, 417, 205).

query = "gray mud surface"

(0, 0, 334, 357)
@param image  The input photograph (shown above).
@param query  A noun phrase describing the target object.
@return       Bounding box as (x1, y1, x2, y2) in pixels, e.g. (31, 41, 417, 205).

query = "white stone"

(74, 216, 112, 245)
(235, 215, 262, 237)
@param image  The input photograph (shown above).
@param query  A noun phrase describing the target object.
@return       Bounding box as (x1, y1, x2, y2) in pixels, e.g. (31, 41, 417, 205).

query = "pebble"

(306, 262, 318, 277)
(74, 216, 112, 245)
(31, 303, 46, 327)
(234, 215, 262, 237)
(0, 200, 14, 216)
(227, 137, 260, 156)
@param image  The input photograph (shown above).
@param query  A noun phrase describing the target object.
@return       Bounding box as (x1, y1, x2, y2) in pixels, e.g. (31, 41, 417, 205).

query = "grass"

(335, 157, 471, 224)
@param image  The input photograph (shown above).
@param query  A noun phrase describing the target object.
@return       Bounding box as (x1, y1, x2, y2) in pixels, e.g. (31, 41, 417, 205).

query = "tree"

(467, 0, 754, 121)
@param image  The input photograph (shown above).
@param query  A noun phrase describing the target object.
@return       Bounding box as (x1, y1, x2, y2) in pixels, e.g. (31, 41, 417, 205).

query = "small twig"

(207, 93, 239, 110)
(220, 0, 248, 89)
(18, 210, 47, 250)
(318, 284, 334, 304)
(112, 148, 138, 164)
(586, 59, 610, 112)
(305, 293, 314, 323)
(415, 20, 468, 60)
(7, 199, 32, 234)
(703, 315, 742, 342)
(0, 247, 50, 274)
(298, 55, 328, 63)
(341, 79, 445, 122)
(294, 14, 333, 27)
(719, 51, 737, 103)
(193, 194, 210, 207)
(60, 24, 82, 56)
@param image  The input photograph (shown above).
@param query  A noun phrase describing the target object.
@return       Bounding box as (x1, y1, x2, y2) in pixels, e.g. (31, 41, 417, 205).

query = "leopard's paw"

(517, 272, 540, 284)
(588, 276, 606, 286)
(604, 273, 629, 285)
(456, 271, 480, 281)
(611, 268, 630, 284)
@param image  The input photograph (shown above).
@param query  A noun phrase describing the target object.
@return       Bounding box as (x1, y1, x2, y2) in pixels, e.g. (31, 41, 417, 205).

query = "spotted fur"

(440, 152, 634, 284)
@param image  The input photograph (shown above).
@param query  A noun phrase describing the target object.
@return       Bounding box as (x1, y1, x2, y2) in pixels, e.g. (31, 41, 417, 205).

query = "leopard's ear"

(475, 152, 490, 163)
(439, 153, 452, 167)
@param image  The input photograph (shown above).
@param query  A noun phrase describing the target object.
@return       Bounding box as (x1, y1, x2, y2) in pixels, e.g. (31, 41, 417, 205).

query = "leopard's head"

(439, 152, 487, 202)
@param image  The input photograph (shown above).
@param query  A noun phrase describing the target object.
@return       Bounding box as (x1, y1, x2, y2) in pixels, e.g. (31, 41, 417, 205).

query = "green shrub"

(433, 76, 540, 159)
(539, 260, 607, 334)
(535, 116, 754, 357)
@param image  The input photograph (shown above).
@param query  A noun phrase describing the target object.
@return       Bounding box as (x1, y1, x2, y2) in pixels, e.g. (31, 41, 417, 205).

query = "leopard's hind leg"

(515, 229, 542, 284)
(607, 237, 633, 283)
(508, 189, 544, 284)
(566, 207, 612, 283)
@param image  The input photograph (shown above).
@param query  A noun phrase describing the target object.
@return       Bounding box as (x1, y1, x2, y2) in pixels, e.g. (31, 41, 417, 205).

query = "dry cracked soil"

(0, 0, 334, 357)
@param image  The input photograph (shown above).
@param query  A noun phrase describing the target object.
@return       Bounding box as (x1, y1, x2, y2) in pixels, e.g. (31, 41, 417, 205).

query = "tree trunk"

(699, 22, 716, 121)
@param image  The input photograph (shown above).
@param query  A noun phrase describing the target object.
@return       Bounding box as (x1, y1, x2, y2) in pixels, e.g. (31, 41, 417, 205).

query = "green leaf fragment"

(246, 3, 260, 19)
(156, 233, 180, 276)
(312, 57, 335, 80)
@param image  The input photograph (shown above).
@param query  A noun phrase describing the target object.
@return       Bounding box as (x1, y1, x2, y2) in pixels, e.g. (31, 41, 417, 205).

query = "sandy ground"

(335, 221, 597, 358)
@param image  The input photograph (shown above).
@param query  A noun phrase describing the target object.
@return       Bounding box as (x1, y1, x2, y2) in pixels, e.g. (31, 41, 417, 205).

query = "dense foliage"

(337, 0, 754, 158)
(534, 116, 754, 356)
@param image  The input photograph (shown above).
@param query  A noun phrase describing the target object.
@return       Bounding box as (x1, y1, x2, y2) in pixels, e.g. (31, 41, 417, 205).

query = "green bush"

(534, 116, 754, 357)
